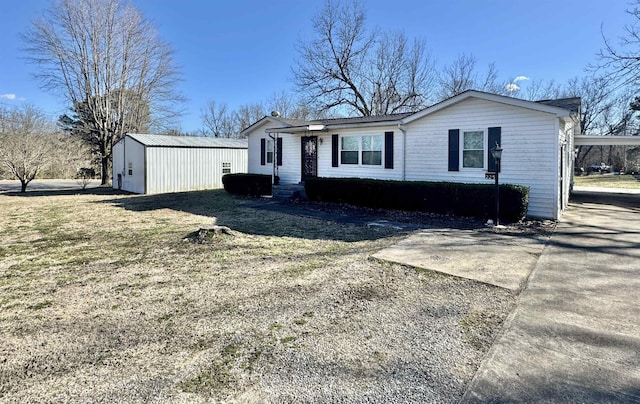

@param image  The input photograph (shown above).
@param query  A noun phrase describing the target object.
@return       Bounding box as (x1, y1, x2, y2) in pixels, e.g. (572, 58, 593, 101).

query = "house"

(112, 133, 247, 194)
(242, 90, 581, 220)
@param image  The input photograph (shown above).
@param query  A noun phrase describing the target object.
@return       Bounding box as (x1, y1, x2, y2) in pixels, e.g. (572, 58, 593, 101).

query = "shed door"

(301, 136, 318, 180)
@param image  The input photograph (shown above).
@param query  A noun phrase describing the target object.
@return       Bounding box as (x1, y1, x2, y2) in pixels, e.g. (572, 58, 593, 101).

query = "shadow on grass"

(2, 186, 130, 198)
(97, 189, 410, 242)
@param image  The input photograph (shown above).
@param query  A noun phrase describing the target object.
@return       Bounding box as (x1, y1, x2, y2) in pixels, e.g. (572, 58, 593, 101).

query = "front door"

(301, 136, 318, 181)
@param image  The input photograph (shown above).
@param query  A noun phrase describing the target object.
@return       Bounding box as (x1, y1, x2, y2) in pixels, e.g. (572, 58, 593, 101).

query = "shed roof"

(127, 133, 247, 149)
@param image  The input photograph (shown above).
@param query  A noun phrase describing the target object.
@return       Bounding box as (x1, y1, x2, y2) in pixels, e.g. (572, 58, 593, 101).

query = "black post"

(495, 158, 500, 226)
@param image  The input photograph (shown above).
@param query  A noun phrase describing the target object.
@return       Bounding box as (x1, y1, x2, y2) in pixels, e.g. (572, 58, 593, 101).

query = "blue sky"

(0, 0, 632, 132)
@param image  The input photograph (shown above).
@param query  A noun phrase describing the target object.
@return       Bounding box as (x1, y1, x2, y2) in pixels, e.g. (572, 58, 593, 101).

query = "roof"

(402, 90, 577, 124)
(535, 97, 581, 114)
(242, 90, 580, 135)
(126, 133, 247, 149)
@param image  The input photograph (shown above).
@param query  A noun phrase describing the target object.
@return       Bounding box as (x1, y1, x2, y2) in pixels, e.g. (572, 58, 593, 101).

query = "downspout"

(398, 123, 407, 181)
(268, 132, 278, 184)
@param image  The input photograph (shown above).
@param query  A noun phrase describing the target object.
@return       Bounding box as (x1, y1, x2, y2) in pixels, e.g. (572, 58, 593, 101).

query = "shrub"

(305, 177, 529, 222)
(222, 174, 272, 196)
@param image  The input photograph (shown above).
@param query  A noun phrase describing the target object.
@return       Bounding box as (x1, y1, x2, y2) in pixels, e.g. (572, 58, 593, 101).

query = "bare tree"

(266, 91, 316, 120)
(562, 76, 637, 167)
(0, 106, 56, 192)
(201, 101, 235, 138)
(293, 0, 436, 116)
(437, 54, 506, 100)
(516, 78, 561, 101)
(23, 0, 183, 184)
(595, 1, 640, 87)
(234, 103, 267, 134)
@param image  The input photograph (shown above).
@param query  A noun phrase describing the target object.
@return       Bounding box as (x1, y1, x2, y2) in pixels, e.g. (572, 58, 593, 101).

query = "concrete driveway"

(463, 190, 640, 402)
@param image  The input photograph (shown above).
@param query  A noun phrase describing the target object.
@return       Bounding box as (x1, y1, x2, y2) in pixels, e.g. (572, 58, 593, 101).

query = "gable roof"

(401, 90, 576, 124)
(242, 90, 579, 135)
(126, 133, 247, 149)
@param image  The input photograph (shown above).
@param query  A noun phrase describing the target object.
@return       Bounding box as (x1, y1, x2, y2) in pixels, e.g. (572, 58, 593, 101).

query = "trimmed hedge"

(305, 177, 529, 222)
(222, 173, 272, 196)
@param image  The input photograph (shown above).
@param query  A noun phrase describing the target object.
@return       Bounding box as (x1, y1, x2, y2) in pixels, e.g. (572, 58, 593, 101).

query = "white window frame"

(340, 135, 384, 167)
(461, 129, 486, 170)
(222, 162, 231, 174)
(265, 139, 274, 164)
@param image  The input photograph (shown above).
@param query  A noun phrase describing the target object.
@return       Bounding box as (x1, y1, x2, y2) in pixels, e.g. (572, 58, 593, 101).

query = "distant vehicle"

(587, 163, 611, 174)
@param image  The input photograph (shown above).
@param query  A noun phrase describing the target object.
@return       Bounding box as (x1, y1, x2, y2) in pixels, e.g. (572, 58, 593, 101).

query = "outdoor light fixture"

(491, 144, 503, 226)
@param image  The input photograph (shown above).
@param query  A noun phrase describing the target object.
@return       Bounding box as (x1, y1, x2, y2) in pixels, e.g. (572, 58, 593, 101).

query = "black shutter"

(331, 134, 339, 167)
(448, 129, 460, 171)
(488, 127, 501, 172)
(384, 131, 394, 169)
(277, 137, 283, 166)
(260, 139, 266, 165)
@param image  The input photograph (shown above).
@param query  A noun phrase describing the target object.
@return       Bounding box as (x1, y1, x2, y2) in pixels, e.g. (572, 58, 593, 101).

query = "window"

(340, 135, 383, 166)
(341, 137, 359, 164)
(362, 135, 382, 165)
(127, 162, 133, 176)
(266, 139, 274, 164)
(222, 162, 231, 174)
(463, 130, 484, 168)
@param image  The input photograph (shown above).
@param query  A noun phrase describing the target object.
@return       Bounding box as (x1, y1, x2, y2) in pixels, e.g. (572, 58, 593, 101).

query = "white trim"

(461, 129, 486, 170)
(574, 135, 640, 146)
(339, 134, 384, 168)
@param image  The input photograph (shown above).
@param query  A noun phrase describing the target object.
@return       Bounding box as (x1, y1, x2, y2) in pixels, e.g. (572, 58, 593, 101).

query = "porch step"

(273, 184, 306, 200)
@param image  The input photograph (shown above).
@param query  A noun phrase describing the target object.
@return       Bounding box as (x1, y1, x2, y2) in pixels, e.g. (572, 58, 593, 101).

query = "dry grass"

(0, 188, 515, 402)
(574, 173, 640, 189)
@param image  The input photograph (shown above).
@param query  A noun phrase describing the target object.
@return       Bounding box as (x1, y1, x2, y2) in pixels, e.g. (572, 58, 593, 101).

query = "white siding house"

(112, 134, 247, 194)
(242, 91, 580, 220)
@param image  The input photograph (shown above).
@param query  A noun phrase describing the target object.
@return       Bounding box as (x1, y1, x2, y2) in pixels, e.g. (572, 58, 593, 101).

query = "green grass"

(574, 173, 640, 189)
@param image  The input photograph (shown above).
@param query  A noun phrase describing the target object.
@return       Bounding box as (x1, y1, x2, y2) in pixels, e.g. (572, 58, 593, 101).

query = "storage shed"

(112, 133, 247, 194)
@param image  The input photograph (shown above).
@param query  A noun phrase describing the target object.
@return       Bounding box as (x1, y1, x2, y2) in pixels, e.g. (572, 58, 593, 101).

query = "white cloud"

(513, 76, 530, 82)
(505, 83, 520, 92)
(0, 93, 17, 100)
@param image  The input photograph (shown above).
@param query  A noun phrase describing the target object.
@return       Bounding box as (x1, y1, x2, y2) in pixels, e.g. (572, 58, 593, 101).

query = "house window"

(222, 162, 231, 174)
(362, 135, 382, 165)
(463, 130, 484, 168)
(340, 135, 383, 166)
(341, 137, 359, 164)
(266, 139, 274, 164)
(127, 162, 133, 176)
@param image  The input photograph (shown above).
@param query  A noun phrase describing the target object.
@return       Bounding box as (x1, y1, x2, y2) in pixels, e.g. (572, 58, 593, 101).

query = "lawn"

(574, 173, 640, 189)
(0, 188, 515, 402)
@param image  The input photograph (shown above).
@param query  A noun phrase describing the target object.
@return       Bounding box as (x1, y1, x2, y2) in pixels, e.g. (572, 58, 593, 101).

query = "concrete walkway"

(463, 190, 640, 402)
(373, 229, 546, 291)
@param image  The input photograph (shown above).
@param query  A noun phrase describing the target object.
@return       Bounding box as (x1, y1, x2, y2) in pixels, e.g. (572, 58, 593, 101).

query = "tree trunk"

(101, 155, 109, 185)
(20, 180, 27, 193)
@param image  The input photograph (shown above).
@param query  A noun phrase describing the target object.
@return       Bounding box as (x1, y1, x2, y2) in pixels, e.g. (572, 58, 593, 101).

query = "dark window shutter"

(488, 127, 501, 172)
(331, 134, 339, 167)
(260, 139, 266, 166)
(448, 129, 460, 171)
(276, 137, 283, 166)
(384, 131, 394, 169)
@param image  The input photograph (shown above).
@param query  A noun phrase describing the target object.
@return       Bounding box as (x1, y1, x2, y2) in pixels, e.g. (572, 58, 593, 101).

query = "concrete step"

(273, 184, 306, 200)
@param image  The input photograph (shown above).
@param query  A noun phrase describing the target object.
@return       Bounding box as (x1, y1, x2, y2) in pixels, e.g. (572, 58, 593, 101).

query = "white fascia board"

(264, 120, 402, 134)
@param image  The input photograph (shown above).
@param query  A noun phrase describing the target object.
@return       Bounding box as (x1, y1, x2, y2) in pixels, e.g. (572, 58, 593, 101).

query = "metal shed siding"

(145, 146, 247, 194)
(112, 137, 145, 194)
(403, 97, 560, 219)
